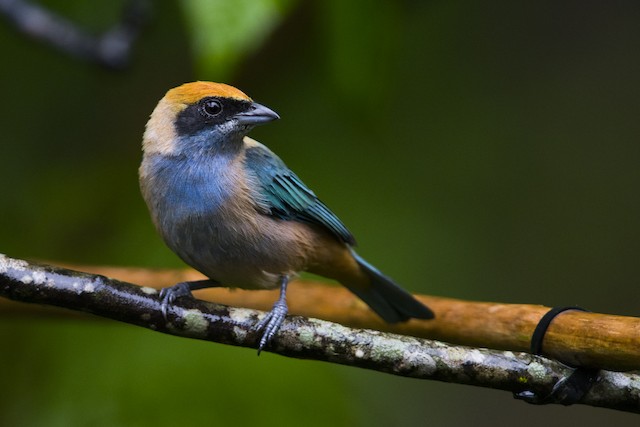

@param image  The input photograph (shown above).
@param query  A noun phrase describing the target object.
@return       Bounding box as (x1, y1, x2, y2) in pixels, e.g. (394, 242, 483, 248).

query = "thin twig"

(0, 0, 149, 68)
(0, 254, 638, 413)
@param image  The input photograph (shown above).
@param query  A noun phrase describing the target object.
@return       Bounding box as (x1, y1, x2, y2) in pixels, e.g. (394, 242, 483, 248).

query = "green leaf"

(182, 0, 296, 79)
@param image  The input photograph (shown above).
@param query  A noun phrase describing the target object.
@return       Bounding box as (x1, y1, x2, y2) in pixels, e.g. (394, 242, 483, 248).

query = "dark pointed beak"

(235, 102, 280, 126)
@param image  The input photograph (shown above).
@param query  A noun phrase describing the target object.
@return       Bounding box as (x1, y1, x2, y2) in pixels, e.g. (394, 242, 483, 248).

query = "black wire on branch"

(1, 254, 639, 413)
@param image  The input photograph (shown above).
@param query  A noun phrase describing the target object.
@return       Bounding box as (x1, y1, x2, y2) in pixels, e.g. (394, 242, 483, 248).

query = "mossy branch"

(6, 261, 639, 372)
(1, 254, 639, 413)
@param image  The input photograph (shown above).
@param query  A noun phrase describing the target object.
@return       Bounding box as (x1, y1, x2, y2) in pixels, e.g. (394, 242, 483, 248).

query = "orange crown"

(165, 81, 252, 105)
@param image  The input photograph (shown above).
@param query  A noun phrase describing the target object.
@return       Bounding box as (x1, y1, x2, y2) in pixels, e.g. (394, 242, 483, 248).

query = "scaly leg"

(253, 275, 289, 353)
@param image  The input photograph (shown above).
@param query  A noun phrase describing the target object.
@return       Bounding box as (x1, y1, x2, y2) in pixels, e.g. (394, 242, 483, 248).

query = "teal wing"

(244, 143, 356, 245)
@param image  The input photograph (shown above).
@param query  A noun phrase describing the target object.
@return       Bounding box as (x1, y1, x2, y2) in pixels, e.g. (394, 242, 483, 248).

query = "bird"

(139, 81, 434, 352)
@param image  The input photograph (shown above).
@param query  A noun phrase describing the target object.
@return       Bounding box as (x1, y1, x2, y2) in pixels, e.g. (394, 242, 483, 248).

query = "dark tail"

(347, 250, 434, 323)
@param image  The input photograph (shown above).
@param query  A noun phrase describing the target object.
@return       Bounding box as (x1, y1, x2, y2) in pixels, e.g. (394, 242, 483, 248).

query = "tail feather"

(347, 250, 434, 323)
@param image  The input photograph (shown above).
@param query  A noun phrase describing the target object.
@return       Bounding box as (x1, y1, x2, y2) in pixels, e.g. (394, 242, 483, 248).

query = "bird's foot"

(159, 282, 194, 319)
(253, 276, 290, 353)
(253, 298, 288, 354)
(158, 279, 219, 320)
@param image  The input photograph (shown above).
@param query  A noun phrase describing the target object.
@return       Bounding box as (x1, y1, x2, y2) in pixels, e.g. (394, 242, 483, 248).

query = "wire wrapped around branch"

(1, 254, 639, 413)
(5, 261, 639, 372)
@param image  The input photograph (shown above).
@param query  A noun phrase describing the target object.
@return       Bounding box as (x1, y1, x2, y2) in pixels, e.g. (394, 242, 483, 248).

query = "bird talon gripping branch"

(254, 304, 288, 353)
(139, 82, 434, 352)
(253, 276, 289, 352)
(158, 282, 193, 320)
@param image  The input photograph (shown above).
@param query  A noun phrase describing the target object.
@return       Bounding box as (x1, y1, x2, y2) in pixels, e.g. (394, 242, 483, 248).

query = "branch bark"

(4, 261, 639, 372)
(1, 254, 639, 413)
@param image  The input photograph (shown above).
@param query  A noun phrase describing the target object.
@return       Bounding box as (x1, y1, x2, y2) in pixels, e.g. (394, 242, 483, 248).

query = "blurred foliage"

(1, 0, 640, 426)
(183, 0, 296, 78)
(1, 319, 354, 427)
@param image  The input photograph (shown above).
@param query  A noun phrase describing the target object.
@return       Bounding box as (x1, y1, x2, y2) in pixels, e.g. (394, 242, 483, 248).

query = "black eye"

(202, 99, 223, 117)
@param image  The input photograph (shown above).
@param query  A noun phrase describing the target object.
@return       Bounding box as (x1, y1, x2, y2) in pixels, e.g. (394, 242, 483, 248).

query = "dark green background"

(1, 1, 639, 425)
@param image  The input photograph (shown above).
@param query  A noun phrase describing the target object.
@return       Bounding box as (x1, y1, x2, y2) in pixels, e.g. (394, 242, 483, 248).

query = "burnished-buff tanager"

(139, 82, 434, 351)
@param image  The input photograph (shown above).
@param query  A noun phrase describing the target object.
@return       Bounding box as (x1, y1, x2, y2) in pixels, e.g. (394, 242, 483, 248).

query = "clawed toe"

(253, 276, 290, 354)
(159, 282, 194, 320)
(254, 300, 288, 354)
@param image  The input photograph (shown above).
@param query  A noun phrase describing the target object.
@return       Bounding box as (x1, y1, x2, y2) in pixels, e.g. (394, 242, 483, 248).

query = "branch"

(1, 254, 639, 413)
(0, 0, 149, 69)
(5, 262, 640, 373)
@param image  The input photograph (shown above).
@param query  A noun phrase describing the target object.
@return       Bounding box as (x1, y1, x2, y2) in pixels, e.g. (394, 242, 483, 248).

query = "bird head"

(143, 81, 279, 156)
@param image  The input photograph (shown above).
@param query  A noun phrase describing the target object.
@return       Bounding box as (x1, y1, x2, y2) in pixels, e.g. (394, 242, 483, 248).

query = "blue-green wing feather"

(244, 144, 356, 245)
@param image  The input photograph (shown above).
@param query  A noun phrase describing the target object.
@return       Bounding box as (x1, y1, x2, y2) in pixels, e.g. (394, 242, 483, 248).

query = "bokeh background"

(1, 0, 639, 425)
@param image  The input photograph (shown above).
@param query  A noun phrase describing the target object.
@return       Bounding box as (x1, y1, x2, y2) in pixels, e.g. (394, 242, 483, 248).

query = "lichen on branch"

(1, 254, 639, 413)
